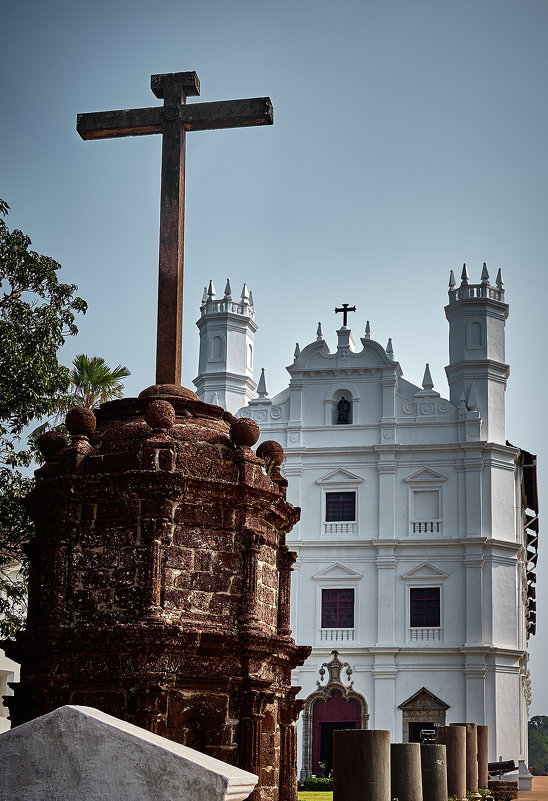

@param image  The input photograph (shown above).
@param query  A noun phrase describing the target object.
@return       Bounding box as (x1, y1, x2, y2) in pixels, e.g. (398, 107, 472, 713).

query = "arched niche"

(323, 384, 360, 425)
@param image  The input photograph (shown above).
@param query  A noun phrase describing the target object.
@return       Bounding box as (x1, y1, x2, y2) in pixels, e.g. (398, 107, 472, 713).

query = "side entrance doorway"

(313, 690, 360, 775)
(301, 651, 368, 779)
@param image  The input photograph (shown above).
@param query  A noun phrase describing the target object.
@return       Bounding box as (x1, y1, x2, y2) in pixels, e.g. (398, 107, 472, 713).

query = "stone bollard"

(421, 744, 448, 801)
(451, 723, 479, 793)
(477, 726, 489, 789)
(436, 725, 466, 798)
(391, 743, 423, 801)
(333, 729, 390, 801)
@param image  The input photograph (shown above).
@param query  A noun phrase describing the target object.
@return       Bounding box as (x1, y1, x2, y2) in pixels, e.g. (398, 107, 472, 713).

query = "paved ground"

(518, 775, 548, 801)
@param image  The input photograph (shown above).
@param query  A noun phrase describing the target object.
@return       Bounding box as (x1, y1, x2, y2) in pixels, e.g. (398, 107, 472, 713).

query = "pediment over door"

(398, 687, 450, 712)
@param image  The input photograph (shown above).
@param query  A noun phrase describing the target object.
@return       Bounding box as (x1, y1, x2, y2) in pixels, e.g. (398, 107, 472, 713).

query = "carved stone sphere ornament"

(37, 430, 68, 458)
(229, 417, 260, 447)
(65, 407, 96, 437)
(256, 440, 284, 466)
(145, 399, 176, 431)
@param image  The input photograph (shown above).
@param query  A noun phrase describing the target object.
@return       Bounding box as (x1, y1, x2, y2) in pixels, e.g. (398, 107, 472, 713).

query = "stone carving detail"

(270, 406, 282, 419)
(5, 388, 310, 801)
(402, 400, 452, 417)
(301, 651, 368, 778)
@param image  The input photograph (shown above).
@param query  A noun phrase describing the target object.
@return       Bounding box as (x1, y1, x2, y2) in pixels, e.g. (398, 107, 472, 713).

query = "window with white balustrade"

(317, 469, 363, 538)
(409, 587, 441, 642)
(411, 490, 441, 535)
(404, 468, 447, 537)
(319, 588, 356, 642)
(324, 491, 356, 536)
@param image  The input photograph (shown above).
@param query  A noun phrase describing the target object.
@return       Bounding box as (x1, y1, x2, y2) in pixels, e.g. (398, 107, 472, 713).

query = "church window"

(321, 589, 354, 628)
(410, 588, 440, 628)
(411, 490, 441, 534)
(326, 492, 356, 522)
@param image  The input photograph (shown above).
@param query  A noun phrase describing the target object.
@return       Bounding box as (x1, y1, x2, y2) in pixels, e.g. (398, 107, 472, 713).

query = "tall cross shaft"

(77, 72, 273, 385)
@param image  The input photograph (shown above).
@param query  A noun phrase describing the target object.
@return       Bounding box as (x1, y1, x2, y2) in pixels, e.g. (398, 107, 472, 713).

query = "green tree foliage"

(0, 199, 87, 637)
(67, 354, 130, 409)
(528, 716, 548, 775)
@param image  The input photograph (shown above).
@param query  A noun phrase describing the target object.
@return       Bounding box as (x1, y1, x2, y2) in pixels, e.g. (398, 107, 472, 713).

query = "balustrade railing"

(324, 521, 357, 536)
(409, 627, 442, 642)
(448, 284, 504, 303)
(319, 628, 356, 642)
(410, 521, 441, 534)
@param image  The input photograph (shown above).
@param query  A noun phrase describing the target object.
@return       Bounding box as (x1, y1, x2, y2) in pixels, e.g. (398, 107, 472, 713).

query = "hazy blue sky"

(2, 0, 547, 715)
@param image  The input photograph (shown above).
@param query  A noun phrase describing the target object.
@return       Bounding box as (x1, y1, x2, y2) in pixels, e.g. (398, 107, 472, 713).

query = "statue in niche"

(337, 396, 351, 424)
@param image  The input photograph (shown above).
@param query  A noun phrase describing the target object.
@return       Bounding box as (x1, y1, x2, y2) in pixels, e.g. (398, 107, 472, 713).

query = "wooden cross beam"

(77, 72, 273, 386)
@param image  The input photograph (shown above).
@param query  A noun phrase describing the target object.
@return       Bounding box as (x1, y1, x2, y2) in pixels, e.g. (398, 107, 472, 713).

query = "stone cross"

(77, 72, 273, 385)
(334, 303, 356, 327)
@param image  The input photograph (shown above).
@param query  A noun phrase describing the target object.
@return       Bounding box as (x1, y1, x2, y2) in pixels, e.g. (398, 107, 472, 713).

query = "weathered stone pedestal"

(452, 723, 479, 794)
(3, 386, 310, 801)
(391, 742, 423, 801)
(420, 744, 447, 801)
(477, 726, 489, 789)
(333, 729, 390, 801)
(436, 725, 466, 798)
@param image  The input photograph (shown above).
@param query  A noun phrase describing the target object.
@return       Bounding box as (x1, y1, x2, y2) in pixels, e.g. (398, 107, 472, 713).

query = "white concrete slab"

(0, 705, 258, 801)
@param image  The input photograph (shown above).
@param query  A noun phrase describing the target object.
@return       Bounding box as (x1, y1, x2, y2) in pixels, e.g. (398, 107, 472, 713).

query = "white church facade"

(193, 267, 538, 777)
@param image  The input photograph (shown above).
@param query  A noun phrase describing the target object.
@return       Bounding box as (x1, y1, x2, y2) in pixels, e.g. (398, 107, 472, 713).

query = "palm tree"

(67, 354, 130, 409)
(29, 355, 131, 443)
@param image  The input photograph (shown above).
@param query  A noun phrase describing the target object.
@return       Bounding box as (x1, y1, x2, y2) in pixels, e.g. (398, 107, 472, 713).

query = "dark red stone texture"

(4, 388, 310, 801)
(488, 781, 519, 801)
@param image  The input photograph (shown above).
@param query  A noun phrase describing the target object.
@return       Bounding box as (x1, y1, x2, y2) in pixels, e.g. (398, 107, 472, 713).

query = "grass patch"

(298, 793, 333, 801)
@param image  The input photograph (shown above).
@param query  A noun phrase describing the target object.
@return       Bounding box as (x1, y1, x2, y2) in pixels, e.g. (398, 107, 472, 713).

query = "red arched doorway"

(311, 689, 362, 776)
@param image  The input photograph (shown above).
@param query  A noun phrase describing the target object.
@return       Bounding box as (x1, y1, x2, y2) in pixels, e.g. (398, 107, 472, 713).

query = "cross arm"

(77, 97, 273, 141)
(179, 97, 273, 131)
(77, 107, 163, 140)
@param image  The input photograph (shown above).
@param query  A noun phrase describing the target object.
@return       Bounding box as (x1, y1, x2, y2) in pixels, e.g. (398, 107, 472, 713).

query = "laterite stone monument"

(3, 71, 310, 801)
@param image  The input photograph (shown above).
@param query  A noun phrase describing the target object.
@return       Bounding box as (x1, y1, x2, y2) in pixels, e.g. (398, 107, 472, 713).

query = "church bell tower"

(445, 263, 509, 443)
(193, 279, 258, 414)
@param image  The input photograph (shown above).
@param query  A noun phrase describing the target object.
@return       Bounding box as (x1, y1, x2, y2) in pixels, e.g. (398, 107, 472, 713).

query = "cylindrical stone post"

(391, 743, 423, 801)
(477, 726, 489, 789)
(421, 744, 447, 801)
(451, 723, 478, 793)
(333, 730, 390, 801)
(436, 725, 466, 798)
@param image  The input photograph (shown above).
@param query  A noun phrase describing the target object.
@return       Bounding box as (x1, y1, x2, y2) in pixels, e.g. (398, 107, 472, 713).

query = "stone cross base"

(0, 705, 258, 801)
